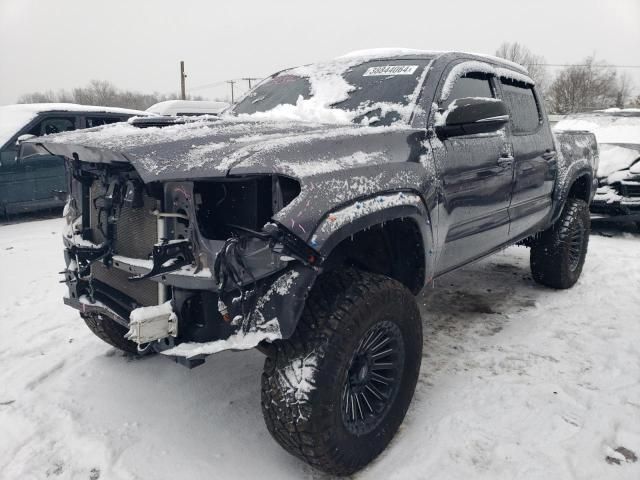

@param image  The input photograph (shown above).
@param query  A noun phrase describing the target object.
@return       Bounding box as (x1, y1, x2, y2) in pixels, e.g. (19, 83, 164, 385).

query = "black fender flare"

(550, 160, 594, 225)
(254, 192, 435, 339)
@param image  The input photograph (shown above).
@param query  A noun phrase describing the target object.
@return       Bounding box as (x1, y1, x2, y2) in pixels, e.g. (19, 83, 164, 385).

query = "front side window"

(28, 116, 76, 136)
(500, 79, 540, 133)
(442, 74, 494, 109)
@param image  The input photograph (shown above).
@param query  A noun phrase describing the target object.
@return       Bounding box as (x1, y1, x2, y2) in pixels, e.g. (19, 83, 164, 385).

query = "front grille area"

(89, 182, 159, 307)
(620, 182, 640, 197)
(93, 262, 159, 307)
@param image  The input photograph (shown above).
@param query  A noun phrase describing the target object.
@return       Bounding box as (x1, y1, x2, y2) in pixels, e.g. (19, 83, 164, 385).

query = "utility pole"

(226, 80, 236, 103)
(242, 77, 260, 89)
(180, 61, 187, 100)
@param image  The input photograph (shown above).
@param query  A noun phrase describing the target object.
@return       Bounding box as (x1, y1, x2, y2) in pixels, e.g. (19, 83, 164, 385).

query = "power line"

(242, 77, 261, 89)
(531, 64, 640, 69)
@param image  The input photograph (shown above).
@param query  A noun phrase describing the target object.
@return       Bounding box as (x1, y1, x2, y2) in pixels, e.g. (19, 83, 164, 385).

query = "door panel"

(499, 79, 555, 239)
(433, 66, 514, 274)
(435, 132, 513, 273)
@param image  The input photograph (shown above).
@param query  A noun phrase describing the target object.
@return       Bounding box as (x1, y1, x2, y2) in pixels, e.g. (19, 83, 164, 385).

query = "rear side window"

(443, 74, 494, 108)
(500, 79, 540, 133)
(86, 116, 124, 127)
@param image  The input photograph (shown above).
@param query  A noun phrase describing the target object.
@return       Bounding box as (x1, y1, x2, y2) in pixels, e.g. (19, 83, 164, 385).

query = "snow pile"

(554, 113, 640, 145)
(597, 144, 640, 178)
(243, 60, 358, 124)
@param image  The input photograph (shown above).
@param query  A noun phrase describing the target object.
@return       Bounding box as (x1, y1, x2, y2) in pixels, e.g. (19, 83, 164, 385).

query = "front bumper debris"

(591, 184, 640, 222)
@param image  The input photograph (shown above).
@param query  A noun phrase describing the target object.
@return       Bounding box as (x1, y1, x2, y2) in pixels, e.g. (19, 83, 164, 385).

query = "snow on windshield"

(232, 58, 430, 125)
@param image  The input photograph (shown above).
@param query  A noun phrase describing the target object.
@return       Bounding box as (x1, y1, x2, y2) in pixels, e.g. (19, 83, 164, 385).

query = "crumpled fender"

(256, 191, 434, 339)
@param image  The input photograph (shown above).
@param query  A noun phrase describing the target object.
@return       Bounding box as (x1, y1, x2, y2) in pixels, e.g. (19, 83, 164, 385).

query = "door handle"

(497, 156, 514, 168)
(542, 149, 556, 161)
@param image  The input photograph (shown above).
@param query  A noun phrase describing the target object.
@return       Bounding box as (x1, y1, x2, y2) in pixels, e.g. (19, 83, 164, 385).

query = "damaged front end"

(61, 157, 321, 367)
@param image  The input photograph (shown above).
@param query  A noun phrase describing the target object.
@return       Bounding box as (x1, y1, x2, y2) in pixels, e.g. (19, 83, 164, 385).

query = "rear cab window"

(499, 78, 541, 134)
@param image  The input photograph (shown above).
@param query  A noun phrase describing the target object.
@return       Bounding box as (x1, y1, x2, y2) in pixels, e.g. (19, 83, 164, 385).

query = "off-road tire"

(83, 314, 142, 355)
(260, 268, 423, 476)
(530, 198, 590, 289)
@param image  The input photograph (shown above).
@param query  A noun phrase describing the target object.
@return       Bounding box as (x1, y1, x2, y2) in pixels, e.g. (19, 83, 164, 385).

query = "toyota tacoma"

(24, 49, 598, 475)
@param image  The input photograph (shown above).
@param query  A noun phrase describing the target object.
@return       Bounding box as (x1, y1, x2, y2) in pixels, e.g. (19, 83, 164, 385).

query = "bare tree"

(614, 72, 634, 108)
(546, 56, 625, 113)
(495, 42, 548, 92)
(17, 80, 209, 110)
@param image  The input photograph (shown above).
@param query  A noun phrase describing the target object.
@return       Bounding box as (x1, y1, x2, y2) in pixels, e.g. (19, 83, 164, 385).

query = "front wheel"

(260, 268, 423, 476)
(530, 198, 590, 289)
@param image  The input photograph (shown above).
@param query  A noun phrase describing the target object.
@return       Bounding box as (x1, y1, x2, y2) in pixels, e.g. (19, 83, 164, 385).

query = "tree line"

(17, 80, 207, 111)
(495, 42, 639, 114)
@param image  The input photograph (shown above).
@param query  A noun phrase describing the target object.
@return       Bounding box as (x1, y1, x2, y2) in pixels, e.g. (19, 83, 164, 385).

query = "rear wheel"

(530, 198, 590, 289)
(260, 268, 423, 475)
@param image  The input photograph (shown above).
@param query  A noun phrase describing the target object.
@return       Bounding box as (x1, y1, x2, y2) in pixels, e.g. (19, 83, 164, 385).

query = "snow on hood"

(28, 116, 407, 182)
(0, 103, 149, 149)
(597, 144, 640, 178)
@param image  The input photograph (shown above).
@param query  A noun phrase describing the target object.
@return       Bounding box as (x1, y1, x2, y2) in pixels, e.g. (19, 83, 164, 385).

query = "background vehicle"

(146, 100, 229, 116)
(554, 109, 640, 227)
(0, 103, 148, 217)
(27, 50, 597, 475)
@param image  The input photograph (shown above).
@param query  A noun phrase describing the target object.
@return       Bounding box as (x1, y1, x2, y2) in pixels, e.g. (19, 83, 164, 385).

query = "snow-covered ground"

(1, 217, 639, 480)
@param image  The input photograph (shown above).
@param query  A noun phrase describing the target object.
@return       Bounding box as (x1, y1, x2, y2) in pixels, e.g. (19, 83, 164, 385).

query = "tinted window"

(28, 116, 76, 136)
(443, 74, 494, 108)
(500, 79, 540, 133)
(86, 116, 125, 127)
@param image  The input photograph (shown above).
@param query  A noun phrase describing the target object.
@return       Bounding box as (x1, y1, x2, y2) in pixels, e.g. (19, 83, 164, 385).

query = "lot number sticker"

(363, 65, 418, 76)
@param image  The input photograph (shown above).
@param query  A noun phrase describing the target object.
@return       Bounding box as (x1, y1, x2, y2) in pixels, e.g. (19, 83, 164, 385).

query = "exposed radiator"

(89, 183, 160, 307)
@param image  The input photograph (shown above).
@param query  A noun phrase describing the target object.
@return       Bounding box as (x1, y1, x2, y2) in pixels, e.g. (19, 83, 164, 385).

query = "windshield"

(232, 58, 431, 126)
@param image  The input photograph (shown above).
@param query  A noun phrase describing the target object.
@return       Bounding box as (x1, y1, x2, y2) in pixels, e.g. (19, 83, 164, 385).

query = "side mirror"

(435, 98, 509, 137)
(15, 134, 36, 146)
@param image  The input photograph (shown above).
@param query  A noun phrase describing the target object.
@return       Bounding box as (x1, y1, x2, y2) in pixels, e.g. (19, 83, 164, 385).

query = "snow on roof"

(338, 48, 528, 73)
(146, 100, 230, 116)
(554, 112, 640, 145)
(0, 103, 148, 149)
(338, 48, 441, 59)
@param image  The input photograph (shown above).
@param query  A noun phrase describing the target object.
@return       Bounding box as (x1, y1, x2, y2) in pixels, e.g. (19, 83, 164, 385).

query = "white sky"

(0, 0, 639, 105)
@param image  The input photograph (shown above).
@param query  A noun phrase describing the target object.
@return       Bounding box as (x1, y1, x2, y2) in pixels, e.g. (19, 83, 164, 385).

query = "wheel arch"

(551, 162, 594, 225)
(312, 193, 435, 295)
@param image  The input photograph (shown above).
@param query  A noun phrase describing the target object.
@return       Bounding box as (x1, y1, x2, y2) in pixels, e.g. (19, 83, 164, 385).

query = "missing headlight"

(195, 175, 300, 240)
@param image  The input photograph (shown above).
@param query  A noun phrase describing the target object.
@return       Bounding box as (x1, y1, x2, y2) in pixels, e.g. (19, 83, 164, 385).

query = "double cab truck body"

(24, 50, 597, 475)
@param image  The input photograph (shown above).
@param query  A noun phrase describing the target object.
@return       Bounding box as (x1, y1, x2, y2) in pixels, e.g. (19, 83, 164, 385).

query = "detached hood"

(597, 143, 640, 179)
(24, 117, 414, 183)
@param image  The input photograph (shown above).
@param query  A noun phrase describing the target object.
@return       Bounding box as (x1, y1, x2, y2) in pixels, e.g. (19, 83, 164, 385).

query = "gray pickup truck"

(25, 50, 598, 475)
